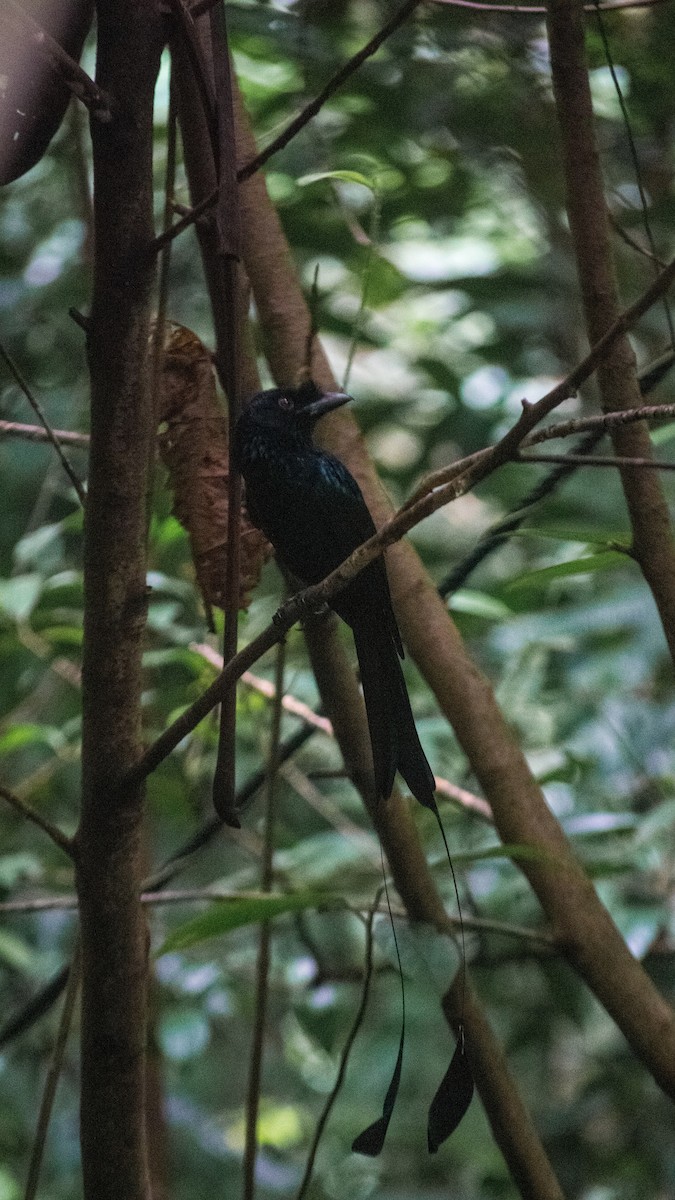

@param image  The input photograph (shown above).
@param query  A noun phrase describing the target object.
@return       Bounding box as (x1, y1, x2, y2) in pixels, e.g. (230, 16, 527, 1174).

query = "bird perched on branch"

(234, 380, 473, 1156)
(234, 379, 437, 813)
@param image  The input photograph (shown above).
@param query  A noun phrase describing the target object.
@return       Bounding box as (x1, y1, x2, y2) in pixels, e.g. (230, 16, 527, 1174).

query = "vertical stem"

(170, 9, 249, 822)
(546, 0, 675, 664)
(24, 943, 81, 1200)
(242, 641, 285, 1200)
(76, 4, 163, 1199)
(208, 2, 243, 821)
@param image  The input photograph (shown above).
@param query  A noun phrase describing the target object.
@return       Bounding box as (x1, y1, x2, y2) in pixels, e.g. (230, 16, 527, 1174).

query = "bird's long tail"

(352, 625, 474, 1158)
(353, 623, 436, 811)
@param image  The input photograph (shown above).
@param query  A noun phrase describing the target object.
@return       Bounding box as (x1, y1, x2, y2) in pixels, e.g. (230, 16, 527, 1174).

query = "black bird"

(234, 380, 437, 813)
(234, 380, 473, 1156)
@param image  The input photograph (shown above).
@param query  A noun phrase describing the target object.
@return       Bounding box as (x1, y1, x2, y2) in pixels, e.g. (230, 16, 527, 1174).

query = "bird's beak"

(303, 390, 352, 419)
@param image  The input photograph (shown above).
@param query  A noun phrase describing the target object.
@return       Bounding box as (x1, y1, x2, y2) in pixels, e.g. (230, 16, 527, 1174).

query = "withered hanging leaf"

(0, 0, 94, 186)
(157, 324, 272, 613)
(427, 1031, 474, 1154)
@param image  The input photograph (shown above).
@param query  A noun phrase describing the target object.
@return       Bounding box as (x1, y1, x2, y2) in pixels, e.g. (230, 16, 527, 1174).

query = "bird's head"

(242, 381, 352, 433)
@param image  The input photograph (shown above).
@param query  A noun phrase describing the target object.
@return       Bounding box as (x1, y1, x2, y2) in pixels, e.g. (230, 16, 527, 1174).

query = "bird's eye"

(278, 396, 292, 411)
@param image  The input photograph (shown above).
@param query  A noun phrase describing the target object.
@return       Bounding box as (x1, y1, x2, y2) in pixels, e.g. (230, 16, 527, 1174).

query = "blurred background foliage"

(1, 1, 675, 1197)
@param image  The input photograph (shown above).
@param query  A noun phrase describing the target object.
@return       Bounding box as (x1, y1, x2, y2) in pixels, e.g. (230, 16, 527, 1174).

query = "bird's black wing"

(265, 448, 401, 651)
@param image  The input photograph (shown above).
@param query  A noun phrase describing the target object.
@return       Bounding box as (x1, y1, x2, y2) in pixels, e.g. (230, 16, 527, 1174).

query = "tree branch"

(519, 451, 675, 470)
(0, 419, 89, 447)
(546, 0, 675, 666)
(232, 73, 675, 1128)
(74, 4, 164, 1198)
(152, 0, 424, 254)
(0, 342, 86, 504)
(0, 783, 74, 858)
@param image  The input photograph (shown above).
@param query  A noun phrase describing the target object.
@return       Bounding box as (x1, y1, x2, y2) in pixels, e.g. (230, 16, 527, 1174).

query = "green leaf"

(38, 625, 84, 647)
(298, 169, 376, 192)
(0, 852, 41, 890)
(0, 929, 36, 972)
(156, 891, 343, 956)
(506, 550, 631, 592)
(438, 842, 560, 868)
(509, 525, 630, 547)
(0, 574, 42, 621)
(0, 723, 64, 755)
(449, 589, 512, 619)
(650, 422, 675, 446)
(13, 523, 64, 571)
(375, 919, 461, 992)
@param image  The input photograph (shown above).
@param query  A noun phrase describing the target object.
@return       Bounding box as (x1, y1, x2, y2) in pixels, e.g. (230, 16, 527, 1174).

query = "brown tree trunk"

(75, 4, 163, 1198)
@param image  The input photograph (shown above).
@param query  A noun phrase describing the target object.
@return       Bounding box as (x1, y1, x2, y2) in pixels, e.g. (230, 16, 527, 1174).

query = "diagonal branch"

(0, 783, 74, 858)
(519, 451, 675, 470)
(121, 324, 675, 793)
(232, 72, 675, 1141)
(152, 0, 424, 255)
(0, 342, 86, 504)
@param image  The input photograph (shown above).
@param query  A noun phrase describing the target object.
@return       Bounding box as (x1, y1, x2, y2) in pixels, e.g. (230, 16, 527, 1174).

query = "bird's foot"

(300, 597, 330, 619)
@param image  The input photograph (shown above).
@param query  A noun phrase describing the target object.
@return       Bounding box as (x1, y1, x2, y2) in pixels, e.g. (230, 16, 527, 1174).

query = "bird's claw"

(272, 605, 290, 629)
(299, 596, 330, 619)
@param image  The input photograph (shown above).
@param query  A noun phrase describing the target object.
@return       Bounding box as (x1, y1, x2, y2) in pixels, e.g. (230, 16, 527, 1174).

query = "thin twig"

(3, 400, 672, 480)
(151, 187, 219, 254)
(0, 784, 74, 859)
(281, 760, 383, 867)
(0, 420, 89, 447)
(296, 899, 379, 1200)
(410, 404, 675, 508)
(526, 403, 675, 447)
(0, 889, 555, 946)
(165, 0, 218, 160)
(433, 0, 667, 9)
(209, 1, 245, 824)
(519, 451, 675, 470)
(592, 2, 675, 346)
(242, 641, 285, 1200)
(610, 214, 667, 267)
(192, 640, 333, 735)
(0, 344, 87, 505)
(152, 0, 424, 255)
(125, 258, 675, 792)
(24, 943, 81, 1200)
(238, 0, 421, 185)
(149, 71, 178, 420)
(435, 777, 493, 821)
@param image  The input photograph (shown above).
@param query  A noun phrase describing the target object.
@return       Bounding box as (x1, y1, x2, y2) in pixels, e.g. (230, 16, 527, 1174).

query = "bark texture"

(75, 4, 163, 1198)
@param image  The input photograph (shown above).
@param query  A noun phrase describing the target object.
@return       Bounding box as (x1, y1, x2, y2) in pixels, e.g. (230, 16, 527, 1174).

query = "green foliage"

(158, 891, 345, 956)
(1, 3, 675, 1200)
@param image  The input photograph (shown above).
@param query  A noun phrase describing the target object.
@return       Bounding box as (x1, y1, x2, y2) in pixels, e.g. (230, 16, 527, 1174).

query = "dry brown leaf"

(157, 323, 272, 613)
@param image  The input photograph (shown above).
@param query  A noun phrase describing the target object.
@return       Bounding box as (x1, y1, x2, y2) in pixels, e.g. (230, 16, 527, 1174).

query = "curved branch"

(232, 74, 675, 1123)
(4, 0, 110, 118)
